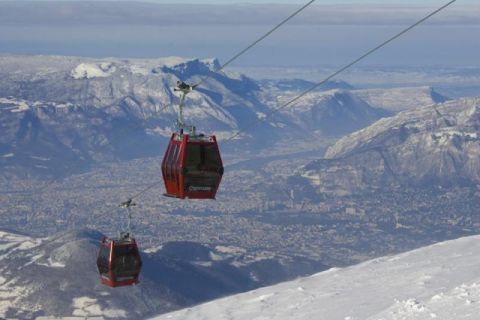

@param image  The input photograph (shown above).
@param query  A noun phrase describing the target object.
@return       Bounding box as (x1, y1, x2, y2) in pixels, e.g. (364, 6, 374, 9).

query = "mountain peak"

(161, 57, 221, 80)
(311, 97, 480, 189)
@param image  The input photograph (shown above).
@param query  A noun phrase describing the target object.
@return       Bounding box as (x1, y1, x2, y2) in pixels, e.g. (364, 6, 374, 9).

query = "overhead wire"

(96, 180, 164, 221)
(222, 0, 457, 142)
(45, 0, 320, 208)
(90, 0, 317, 153)
(10, 0, 457, 222)
(192, 0, 317, 89)
(97, 0, 458, 209)
(2, 0, 304, 199)
(3, 0, 321, 239)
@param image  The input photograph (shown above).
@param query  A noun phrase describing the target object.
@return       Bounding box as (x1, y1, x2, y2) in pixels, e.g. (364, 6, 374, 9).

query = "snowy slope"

(0, 55, 269, 177)
(152, 235, 480, 320)
(259, 88, 388, 136)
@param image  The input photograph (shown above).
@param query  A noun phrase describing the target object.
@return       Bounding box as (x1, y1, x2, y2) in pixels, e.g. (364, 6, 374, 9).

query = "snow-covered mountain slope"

(0, 229, 327, 319)
(152, 234, 480, 320)
(300, 97, 480, 192)
(0, 55, 270, 177)
(0, 55, 259, 133)
(353, 86, 449, 114)
(260, 89, 389, 136)
(0, 55, 388, 177)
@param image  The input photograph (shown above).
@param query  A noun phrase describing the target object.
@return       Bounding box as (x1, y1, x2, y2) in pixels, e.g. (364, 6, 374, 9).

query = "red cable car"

(96, 235, 142, 287)
(161, 131, 224, 199)
(161, 81, 224, 199)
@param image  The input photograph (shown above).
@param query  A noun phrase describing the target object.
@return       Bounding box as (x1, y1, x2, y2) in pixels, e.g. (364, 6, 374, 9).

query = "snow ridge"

(152, 235, 480, 320)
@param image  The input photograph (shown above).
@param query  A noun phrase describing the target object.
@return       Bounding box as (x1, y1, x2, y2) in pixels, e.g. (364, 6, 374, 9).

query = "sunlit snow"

(152, 235, 480, 320)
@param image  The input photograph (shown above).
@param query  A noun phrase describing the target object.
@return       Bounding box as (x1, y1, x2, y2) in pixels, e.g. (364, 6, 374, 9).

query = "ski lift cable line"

(97, 0, 316, 147)
(15, 1, 456, 211)
(130, 180, 164, 201)
(6, 1, 315, 200)
(88, 1, 319, 208)
(192, 0, 317, 89)
(99, 0, 457, 210)
(223, 0, 457, 143)
(95, 180, 164, 218)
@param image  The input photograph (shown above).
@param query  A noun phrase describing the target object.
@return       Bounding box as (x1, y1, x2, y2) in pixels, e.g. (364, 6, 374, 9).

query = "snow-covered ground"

(152, 235, 480, 320)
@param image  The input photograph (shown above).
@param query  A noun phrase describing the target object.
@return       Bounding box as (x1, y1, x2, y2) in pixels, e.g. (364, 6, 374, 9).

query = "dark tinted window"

(172, 144, 180, 166)
(185, 144, 202, 171)
(185, 143, 222, 172)
(165, 143, 179, 180)
(112, 245, 141, 278)
(97, 245, 110, 274)
(183, 143, 223, 192)
(204, 144, 222, 169)
(166, 144, 175, 167)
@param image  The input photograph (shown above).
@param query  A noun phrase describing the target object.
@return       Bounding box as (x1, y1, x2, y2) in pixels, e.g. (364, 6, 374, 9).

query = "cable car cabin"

(161, 132, 224, 199)
(96, 236, 142, 288)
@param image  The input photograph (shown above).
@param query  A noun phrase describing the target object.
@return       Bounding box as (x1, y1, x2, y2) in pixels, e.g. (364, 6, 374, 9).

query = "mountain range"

(0, 55, 391, 178)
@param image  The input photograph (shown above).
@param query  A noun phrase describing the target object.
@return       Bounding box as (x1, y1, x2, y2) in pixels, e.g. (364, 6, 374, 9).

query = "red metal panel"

(161, 134, 174, 194)
(173, 137, 181, 198)
(162, 134, 182, 198)
(211, 135, 223, 197)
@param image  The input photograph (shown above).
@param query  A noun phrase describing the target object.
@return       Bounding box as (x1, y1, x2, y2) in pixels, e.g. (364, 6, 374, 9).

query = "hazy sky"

(0, 1, 477, 68)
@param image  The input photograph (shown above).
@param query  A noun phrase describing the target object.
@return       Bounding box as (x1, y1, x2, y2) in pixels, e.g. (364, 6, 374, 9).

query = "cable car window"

(112, 245, 141, 278)
(166, 144, 178, 180)
(164, 145, 172, 179)
(204, 144, 222, 170)
(165, 144, 173, 165)
(185, 144, 202, 172)
(172, 144, 180, 166)
(97, 245, 110, 274)
(171, 144, 180, 179)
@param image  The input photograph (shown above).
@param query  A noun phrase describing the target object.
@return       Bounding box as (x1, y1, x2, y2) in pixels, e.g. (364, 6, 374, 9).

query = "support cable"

(223, 0, 457, 142)
(12, 1, 457, 217)
(192, 0, 317, 89)
(97, 0, 459, 211)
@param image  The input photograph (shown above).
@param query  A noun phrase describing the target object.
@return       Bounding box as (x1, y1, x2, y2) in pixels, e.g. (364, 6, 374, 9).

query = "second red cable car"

(96, 235, 142, 287)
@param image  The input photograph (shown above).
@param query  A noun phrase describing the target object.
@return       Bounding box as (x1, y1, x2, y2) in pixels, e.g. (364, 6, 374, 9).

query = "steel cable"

(222, 0, 457, 143)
